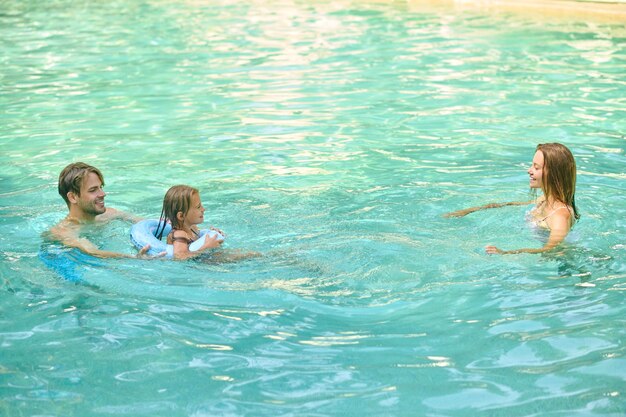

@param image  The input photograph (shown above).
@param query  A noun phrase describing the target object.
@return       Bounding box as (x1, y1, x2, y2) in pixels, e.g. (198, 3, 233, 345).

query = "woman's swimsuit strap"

(539, 205, 570, 222)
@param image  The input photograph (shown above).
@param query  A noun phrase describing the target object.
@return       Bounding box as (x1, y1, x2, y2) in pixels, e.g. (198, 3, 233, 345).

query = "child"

(155, 185, 224, 260)
(445, 143, 580, 254)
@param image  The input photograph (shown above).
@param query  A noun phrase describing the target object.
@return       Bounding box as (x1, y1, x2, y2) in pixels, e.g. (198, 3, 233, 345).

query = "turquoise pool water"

(1, 0, 625, 415)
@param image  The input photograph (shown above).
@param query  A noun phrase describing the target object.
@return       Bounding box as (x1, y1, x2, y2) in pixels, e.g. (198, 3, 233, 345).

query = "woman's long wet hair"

(537, 143, 580, 222)
(156, 185, 199, 240)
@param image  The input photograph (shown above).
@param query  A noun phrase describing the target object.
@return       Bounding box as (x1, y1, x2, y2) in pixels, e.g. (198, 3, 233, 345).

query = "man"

(48, 162, 152, 258)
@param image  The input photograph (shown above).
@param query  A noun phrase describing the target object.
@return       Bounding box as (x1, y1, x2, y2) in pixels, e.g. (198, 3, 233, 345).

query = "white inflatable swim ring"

(130, 219, 224, 258)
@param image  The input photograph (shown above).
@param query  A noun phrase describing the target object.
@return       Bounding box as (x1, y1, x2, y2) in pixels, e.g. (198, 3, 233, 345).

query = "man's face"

(75, 172, 107, 216)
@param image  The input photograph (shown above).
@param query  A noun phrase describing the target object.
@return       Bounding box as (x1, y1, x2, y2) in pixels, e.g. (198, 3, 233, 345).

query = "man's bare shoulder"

(48, 218, 79, 241)
(100, 207, 139, 222)
(46, 218, 101, 254)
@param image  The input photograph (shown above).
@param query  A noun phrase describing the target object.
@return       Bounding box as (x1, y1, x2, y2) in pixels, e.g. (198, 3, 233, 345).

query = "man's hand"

(136, 244, 166, 258)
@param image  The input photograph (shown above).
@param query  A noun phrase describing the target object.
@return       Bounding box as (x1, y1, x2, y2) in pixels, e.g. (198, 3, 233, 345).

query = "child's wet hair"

(156, 185, 199, 239)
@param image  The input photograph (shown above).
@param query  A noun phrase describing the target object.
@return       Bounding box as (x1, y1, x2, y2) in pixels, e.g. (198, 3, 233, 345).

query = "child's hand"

(200, 233, 224, 251)
(210, 226, 226, 238)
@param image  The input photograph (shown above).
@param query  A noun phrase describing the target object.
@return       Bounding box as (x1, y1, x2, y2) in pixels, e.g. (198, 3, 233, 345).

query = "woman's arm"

(486, 209, 571, 255)
(444, 201, 532, 218)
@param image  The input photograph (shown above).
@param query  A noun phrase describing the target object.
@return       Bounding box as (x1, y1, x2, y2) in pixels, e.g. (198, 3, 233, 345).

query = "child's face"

(183, 192, 205, 226)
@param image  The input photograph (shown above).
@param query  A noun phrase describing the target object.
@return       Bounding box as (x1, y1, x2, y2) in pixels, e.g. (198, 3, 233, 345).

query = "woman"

(445, 143, 579, 254)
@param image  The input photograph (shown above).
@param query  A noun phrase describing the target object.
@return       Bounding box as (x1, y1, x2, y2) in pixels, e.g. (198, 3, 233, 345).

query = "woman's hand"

(444, 208, 476, 218)
(485, 245, 504, 255)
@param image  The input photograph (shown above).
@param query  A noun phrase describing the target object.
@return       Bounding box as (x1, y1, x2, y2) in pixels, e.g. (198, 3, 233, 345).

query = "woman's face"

(528, 150, 544, 189)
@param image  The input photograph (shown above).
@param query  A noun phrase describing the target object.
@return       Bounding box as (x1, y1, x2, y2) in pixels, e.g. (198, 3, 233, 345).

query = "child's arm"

(171, 231, 223, 260)
(444, 201, 533, 218)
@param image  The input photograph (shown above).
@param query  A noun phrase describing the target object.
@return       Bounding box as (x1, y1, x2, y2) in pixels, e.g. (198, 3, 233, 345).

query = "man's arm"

(49, 224, 149, 259)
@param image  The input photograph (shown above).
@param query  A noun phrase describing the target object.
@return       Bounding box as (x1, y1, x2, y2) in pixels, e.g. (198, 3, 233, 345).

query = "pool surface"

(1, 0, 625, 416)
